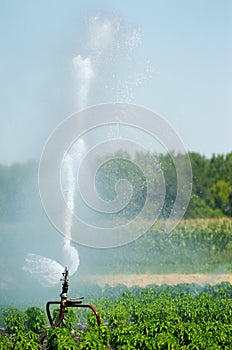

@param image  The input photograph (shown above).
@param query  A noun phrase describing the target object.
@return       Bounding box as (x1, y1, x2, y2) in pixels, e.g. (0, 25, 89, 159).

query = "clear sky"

(0, 0, 231, 164)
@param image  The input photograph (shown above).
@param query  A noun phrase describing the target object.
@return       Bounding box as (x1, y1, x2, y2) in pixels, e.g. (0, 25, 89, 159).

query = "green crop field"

(0, 218, 232, 348)
(0, 282, 232, 349)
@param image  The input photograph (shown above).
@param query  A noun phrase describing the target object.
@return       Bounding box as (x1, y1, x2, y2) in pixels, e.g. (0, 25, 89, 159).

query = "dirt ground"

(84, 274, 232, 288)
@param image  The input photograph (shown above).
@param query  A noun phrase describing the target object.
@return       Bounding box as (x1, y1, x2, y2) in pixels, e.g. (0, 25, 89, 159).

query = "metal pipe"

(42, 268, 101, 335)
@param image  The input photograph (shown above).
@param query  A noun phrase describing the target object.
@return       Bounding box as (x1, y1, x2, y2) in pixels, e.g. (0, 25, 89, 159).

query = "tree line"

(0, 152, 231, 222)
(186, 152, 232, 217)
(96, 151, 232, 219)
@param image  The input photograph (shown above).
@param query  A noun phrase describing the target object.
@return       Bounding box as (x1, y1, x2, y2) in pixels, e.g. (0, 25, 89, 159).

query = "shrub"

(11, 330, 40, 350)
(25, 306, 47, 333)
(52, 308, 76, 332)
(4, 309, 25, 334)
(46, 327, 78, 350)
(0, 334, 11, 350)
(79, 328, 107, 350)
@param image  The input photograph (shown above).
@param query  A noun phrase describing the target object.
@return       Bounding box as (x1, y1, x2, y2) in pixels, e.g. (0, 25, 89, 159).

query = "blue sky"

(0, 0, 231, 164)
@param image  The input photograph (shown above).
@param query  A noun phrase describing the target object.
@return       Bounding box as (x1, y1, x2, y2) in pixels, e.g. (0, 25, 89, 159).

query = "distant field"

(77, 217, 232, 275)
(83, 273, 232, 288)
(0, 218, 231, 305)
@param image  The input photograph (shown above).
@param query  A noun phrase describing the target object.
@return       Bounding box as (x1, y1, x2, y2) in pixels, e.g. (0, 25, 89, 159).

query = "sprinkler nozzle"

(60, 267, 69, 300)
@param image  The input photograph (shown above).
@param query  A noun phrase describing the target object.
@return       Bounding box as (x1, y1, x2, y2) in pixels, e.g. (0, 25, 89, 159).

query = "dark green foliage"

(46, 327, 78, 350)
(1, 283, 232, 348)
(52, 308, 76, 332)
(78, 327, 109, 349)
(185, 193, 223, 218)
(0, 152, 231, 223)
(11, 330, 40, 350)
(4, 309, 25, 334)
(0, 307, 19, 328)
(0, 334, 11, 350)
(107, 305, 128, 329)
(187, 152, 232, 217)
(73, 282, 232, 349)
(94, 151, 232, 219)
(2, 307, 20, 319)
(25, 306, 47, 333)
(95, 157, 147, 219)
(207, 180, 231, 212)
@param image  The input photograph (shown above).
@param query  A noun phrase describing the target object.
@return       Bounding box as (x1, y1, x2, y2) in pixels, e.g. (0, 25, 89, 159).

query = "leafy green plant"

(4, 309, 25, 334)
(108, 305, 127, 329)
(0, 334, 12, 350)
(1, 282, 232, 349)
(86, 308, 104, 328)
(52, 308, 76, 332)
(155, 332, 179, 349)
(2, 307, 20, 319)
(11, 330, 40, 350)
(78, 328, 107, 350)
(46, 327, 77, 350)
(25, 306, 47, 333)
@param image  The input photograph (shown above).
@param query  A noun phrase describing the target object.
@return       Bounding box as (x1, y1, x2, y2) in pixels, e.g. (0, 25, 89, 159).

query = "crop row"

(0, 282, 232, 349)
(77, 218, 232, 275)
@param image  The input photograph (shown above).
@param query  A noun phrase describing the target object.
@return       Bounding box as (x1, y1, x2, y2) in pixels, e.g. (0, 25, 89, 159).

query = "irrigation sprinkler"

(39, 267, 100, 341)
(46, 267, 101, 327)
